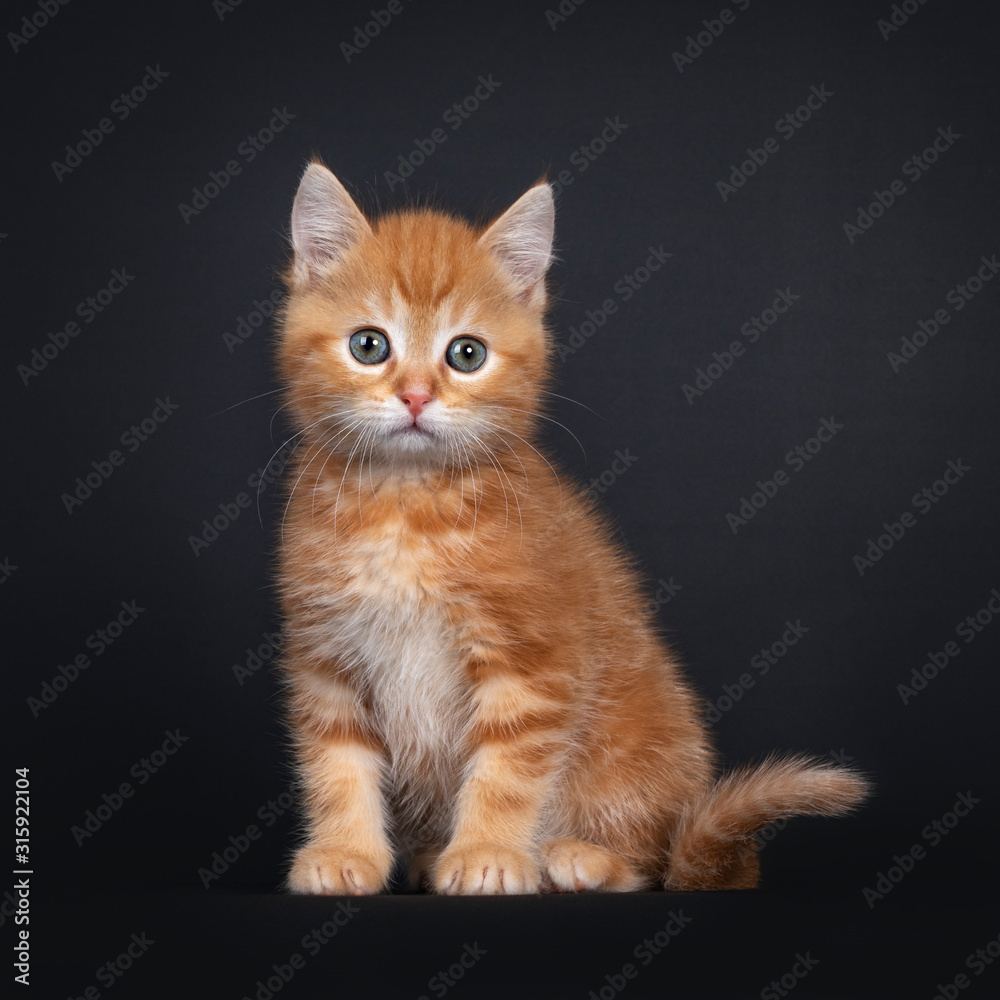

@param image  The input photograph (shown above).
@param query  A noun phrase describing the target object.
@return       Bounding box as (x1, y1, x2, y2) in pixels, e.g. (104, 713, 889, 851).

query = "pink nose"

(400, 390, 432, 418)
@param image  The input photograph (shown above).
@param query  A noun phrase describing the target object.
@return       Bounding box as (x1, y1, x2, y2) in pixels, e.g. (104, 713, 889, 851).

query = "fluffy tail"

(663, 755, 871, 890)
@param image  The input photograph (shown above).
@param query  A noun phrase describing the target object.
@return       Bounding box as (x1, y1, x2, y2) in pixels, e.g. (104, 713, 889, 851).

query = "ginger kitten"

(275, 162, 868, 895)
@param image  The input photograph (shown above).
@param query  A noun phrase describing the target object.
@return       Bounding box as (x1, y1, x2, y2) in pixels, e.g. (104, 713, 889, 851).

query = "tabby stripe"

(470, 707, 569, 744)
(297, 739, 389, 853)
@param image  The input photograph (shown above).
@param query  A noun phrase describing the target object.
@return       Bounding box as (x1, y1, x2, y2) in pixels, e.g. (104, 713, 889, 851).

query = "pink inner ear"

(480, 184, 555, 293)
(291, 164, 371, 279)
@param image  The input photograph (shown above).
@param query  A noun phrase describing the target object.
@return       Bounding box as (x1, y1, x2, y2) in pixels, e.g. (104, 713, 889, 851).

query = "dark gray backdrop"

(6, 0, 998, 997)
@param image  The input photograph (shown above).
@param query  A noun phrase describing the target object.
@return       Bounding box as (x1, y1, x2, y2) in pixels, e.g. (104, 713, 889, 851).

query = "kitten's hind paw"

(433, 843, 540, 895)
(543, 837, 648, 892)
(286, 844, 391, 896)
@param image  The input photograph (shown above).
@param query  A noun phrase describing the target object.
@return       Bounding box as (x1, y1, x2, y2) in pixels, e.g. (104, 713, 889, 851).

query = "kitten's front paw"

(287, 844, 391, 896)
(433, 843, 540, 895)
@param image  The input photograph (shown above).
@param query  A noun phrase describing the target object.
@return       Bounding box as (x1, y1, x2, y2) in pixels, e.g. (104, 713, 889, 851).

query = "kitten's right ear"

(479, 182, 555, 307)
(290, 162, 372, 284)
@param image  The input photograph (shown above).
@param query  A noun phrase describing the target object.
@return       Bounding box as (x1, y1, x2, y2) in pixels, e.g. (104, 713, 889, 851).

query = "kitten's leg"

(285, 671, 394, 895)
(433, 670, 570, 895)
(542, 837, 650, 892)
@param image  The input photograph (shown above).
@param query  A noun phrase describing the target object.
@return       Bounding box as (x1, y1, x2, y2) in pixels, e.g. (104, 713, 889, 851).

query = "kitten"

(275, 161, 869, 895)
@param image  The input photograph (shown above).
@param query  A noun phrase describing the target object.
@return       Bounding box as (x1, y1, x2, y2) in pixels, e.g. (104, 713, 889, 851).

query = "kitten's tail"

(663, 755, 870, 890)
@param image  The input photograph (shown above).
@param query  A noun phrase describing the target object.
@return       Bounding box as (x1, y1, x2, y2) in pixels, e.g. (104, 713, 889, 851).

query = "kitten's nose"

(400, 389, 432, 418)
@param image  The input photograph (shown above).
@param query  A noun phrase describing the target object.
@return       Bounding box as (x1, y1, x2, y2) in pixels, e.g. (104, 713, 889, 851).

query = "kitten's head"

(278, 162, 555, 468)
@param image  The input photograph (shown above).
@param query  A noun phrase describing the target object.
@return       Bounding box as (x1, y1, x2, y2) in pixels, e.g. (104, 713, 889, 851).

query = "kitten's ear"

(290, 162, 372, 284)
(479, 182, 555, 306)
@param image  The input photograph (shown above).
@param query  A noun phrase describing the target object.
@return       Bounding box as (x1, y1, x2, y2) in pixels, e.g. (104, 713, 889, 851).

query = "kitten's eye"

(349, 329, 390, 365)
(446, 337, 487, 373)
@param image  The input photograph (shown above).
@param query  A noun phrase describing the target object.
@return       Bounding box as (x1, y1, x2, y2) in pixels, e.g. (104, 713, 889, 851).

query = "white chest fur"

(359, 590, 468, 774)
(303, 529, 472, 809)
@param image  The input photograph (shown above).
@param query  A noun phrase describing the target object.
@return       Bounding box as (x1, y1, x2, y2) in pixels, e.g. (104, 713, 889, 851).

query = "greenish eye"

(349, 329, 390, 365)
(446, 337, 487, 373)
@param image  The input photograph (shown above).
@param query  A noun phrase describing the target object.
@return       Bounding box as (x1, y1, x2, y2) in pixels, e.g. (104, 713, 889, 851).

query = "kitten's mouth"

(392, 421, 435, 443)
(383, 417, 440, 453)
(397, 418, 432, 436)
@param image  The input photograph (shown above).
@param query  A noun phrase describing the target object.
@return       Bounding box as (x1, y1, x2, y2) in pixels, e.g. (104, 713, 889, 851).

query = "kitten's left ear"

(289, 161, 373, 285)
(479, 182, 555, 307)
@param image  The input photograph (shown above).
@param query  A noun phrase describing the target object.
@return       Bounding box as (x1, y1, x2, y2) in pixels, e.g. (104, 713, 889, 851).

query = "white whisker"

(479, 403, 586, 463)
(209, 386, 284, 417)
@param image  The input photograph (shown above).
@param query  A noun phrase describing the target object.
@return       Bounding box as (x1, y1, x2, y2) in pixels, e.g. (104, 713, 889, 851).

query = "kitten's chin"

(381, 425, 443, 458)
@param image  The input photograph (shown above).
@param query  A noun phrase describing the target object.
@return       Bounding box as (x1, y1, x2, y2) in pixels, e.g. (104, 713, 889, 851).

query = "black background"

(6, 0, 999, 996)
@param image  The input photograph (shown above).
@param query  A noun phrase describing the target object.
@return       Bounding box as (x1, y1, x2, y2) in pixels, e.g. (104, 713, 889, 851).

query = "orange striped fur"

(276, 162, 869, 895)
